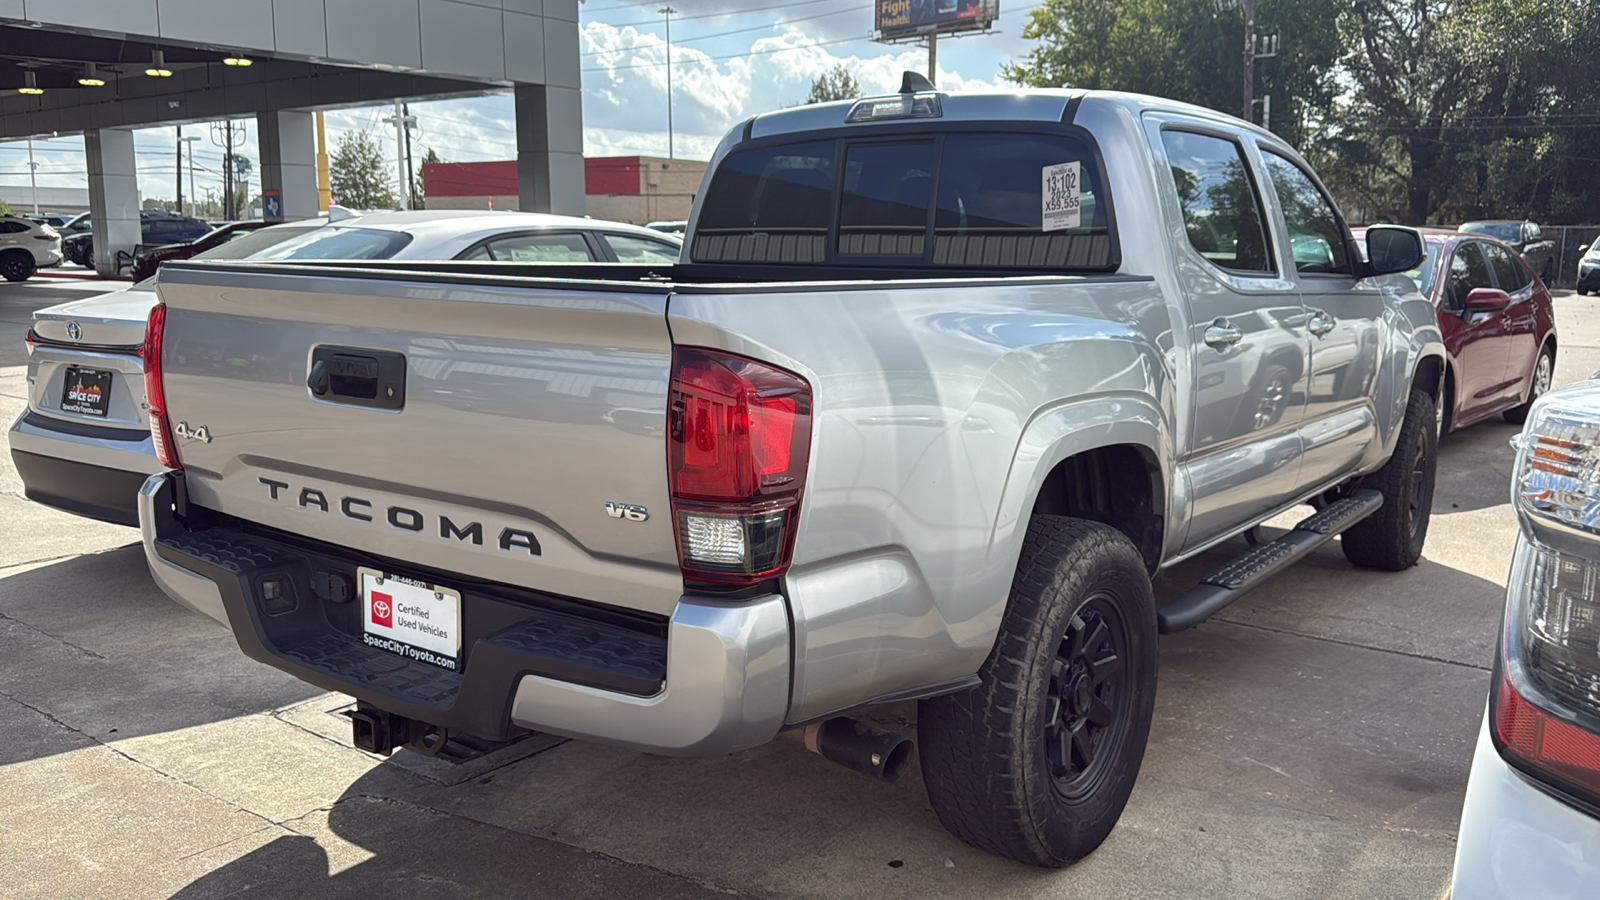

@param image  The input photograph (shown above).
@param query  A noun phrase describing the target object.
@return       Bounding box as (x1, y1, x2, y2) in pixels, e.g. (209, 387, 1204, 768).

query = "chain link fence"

(1547, 225, 1600, 289)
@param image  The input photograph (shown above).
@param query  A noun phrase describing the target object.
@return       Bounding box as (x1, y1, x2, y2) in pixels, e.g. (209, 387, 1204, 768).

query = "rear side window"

(604, 233, 681, 263)
(692, 132, 1113, 270)
(1483, 242, 1531, 292)
(1162, 130, 1272, 274)
(695, 140, 833, 264)
(465, 232, 593, 262)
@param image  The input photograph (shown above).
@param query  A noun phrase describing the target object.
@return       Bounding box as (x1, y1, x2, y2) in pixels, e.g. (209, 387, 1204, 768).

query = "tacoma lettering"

(255, 479, 539, 557)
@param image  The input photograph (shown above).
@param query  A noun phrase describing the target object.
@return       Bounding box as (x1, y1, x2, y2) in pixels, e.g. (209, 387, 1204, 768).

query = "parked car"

(645, 220, 687, 235)
(1358, 227, 1557, 433)
(130, 221, 270, 281)
(0, 213, 63, 281)
(137, 80, 1442, 867)
(62, 210, 213, 268)
(1451, 378, 1600, 898)
(1459, 220, 1557, 282)
(28, 214, 71, 228)
(10, 211, 683, 526)
(1577, 239, 1599, 295)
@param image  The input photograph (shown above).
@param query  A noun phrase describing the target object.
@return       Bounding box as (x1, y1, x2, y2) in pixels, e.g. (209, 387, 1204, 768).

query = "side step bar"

(1157, 489, 1384, 634)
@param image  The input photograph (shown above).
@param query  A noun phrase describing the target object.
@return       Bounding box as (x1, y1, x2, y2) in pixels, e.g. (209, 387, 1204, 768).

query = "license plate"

(359, 568, 462, 671)
(60, 366, 113, 418)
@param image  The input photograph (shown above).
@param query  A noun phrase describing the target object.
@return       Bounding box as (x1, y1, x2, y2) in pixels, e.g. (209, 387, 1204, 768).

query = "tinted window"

(1483, 242, 1531, 292)
(1445, 242, 1495, 310)
(1460, 222, 1520, 242)
(934, 133, 1111, 267)
(247, 226, 414, 261)
(198, 225, 321, 260)
(696, 140, 834, 263)
(1261, 151, 1350, 274)
(837, 141, 932, 258)
(604, 233, 681, 263)
(0, 220, 27, 234)
(473, 232, 592, 262)
(693, 133, 1114, 269)
(1161, 130, 1272, 274)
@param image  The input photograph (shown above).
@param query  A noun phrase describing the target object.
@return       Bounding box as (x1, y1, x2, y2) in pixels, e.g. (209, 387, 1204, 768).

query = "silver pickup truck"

(139, 78, 1444, 866)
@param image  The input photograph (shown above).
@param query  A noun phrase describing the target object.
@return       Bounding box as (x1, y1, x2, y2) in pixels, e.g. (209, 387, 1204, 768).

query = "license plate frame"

(59, 366, 113, 418)
(358, 567, 462, 671)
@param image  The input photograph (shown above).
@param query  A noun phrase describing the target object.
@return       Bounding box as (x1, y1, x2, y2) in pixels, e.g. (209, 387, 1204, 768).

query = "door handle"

(1203, 319, 1242, 350)
(1307, 310, 1336, 337)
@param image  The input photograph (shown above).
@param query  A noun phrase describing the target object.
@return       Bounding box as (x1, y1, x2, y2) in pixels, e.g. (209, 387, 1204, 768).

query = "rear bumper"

(138, 473, 791, 756)
(1451, 716, 1600, 899)
(9, 409, 161, 526)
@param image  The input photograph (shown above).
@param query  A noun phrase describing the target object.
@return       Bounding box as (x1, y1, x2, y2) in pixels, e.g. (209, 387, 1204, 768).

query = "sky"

(0, 0, 1040, 205)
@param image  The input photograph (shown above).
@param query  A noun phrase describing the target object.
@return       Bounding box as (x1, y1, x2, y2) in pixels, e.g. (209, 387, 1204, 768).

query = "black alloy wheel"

(1044, 596, 1130, 800)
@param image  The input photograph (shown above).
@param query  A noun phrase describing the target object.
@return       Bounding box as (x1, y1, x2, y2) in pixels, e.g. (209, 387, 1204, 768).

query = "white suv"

(0, 214, 63, 281)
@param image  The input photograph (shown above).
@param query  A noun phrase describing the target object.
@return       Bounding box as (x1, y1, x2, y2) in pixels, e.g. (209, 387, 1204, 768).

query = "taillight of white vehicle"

(668, 348, 812, 586)
(1497, 397, 1600, 803)
(142, 302, 182, 470)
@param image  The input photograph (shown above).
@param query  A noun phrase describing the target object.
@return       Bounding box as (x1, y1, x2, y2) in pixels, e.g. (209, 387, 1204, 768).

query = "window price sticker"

(1042, 161, 1081, 231)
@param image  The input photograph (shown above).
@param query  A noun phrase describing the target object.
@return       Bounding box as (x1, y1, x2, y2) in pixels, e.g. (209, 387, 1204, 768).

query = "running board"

(1157, 489, 1384, 634)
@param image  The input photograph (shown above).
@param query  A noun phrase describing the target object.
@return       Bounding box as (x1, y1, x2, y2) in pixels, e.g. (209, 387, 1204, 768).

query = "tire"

(1341, 388, 1437, 571)
(0, 250, 35, 282)
(1503, 345, 1554, 425)
(918, 517, 1158, 867)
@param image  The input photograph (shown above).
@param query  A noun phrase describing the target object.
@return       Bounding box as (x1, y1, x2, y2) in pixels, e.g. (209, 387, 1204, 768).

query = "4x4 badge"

(173, 421, 212, 443)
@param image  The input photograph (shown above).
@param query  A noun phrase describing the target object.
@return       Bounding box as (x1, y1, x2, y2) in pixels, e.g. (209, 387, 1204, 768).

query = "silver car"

(9, 210, 682, 525)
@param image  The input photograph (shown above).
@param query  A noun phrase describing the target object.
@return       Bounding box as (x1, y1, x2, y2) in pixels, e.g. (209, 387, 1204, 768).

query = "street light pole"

(1241, 0, 1255, 122)
(660, 6, 676, 159)
(176, 125, 184, 213)
(181, 135, 201, 217)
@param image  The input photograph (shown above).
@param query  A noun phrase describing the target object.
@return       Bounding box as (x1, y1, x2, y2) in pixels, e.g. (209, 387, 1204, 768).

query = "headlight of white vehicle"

(1501, 386, 1600, 805)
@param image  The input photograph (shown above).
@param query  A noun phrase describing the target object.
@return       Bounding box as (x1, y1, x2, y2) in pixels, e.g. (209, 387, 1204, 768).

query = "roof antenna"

(899, 71, 936, 94)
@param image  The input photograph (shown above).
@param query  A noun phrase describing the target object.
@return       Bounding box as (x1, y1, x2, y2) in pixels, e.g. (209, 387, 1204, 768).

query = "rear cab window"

(691, 129, 1115, 271)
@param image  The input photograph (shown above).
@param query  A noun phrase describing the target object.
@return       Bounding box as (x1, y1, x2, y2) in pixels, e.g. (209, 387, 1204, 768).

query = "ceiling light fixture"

(222, 54, 252, 67)
(18, 70, 43, 95)
(78, 63, 105, 87)
(146, 50, 172, 77)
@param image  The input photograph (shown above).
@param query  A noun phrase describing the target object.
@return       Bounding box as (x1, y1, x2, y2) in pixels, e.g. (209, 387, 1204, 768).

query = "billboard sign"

(875, 0, 997, 40)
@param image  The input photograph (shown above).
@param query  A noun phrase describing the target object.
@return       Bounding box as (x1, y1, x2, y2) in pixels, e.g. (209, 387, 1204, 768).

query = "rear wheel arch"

(1030, 444, 1164, 574)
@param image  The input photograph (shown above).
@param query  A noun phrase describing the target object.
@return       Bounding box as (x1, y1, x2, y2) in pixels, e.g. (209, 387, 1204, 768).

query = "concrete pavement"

(3, 278, 1596, 898)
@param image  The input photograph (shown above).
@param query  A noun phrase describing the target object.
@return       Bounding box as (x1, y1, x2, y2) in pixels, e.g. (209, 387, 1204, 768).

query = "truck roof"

(747, 85, 1279, 144)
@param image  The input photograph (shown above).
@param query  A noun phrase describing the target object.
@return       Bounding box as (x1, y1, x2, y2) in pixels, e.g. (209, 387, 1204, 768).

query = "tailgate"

(155, 263, 681, 616)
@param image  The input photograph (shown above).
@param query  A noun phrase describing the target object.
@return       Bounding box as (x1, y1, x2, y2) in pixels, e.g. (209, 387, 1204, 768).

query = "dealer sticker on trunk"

(359, 568, 461, 671)
(1042, 161, 1081, 232)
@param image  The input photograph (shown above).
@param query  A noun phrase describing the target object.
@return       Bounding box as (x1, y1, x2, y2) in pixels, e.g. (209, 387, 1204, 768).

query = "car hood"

(31, 288, 158, 348)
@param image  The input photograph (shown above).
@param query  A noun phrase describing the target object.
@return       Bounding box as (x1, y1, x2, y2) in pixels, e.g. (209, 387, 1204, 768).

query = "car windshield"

(196, 225, 322, 260)
(1410, 240, 1444, 295)
(243, 226, 414, 261)
(1460, 222, 1520, 242)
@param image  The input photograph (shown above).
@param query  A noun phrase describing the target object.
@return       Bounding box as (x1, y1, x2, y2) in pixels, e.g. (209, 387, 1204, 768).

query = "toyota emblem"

(65, 321, 82, 342)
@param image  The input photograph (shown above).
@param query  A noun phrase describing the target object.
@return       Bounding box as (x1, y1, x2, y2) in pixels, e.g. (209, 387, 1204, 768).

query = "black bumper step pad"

(1158, 489, 1384, 634)
(153, 521, 668, 740)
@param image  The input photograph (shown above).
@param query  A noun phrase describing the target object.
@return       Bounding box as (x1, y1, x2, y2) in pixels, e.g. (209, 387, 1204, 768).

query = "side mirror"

(1464, 287, 1511, 312)
(1365, 225, 1426, 276)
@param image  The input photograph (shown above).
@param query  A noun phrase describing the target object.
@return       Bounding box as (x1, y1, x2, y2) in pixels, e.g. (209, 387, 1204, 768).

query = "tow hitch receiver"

(346, 702, 449, 757)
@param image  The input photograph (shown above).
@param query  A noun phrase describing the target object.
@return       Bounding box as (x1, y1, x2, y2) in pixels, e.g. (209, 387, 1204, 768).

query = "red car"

(1361, 228, 1557, 433)
(130, 220, 268, 281)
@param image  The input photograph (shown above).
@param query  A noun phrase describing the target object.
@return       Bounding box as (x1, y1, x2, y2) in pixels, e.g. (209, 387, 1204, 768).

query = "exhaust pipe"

(793, 717, 914, 782)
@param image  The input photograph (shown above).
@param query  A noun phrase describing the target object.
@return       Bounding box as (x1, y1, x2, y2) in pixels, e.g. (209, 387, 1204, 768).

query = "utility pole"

(26, 137, 38, 215)
(315, 111, 331, 211)
(182, 135, 200, 217)
(927, 32, 937, 85)
(660, 6, 676, 159)
(176, 125, 184, 213)
(1241, 0, 1255, 123)
(211, 121, 237, 219)
(403, 102, 416, 209)
(384, 99, 417, 209)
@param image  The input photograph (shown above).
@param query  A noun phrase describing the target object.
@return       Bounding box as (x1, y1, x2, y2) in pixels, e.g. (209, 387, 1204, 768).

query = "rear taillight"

(142, 302, 181, 470)
(1493, 674, 1600, 801)
(668, 348, 811, 585)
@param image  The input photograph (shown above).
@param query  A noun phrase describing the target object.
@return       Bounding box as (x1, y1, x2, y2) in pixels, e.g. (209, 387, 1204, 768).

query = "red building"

(423, 156, 704, 224)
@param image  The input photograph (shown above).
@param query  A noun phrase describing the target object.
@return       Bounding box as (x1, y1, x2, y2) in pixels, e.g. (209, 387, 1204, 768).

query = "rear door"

(155, 264, 684, 616)
(1149, 121, 1310, 551)
(1256, 148, 1382, 490)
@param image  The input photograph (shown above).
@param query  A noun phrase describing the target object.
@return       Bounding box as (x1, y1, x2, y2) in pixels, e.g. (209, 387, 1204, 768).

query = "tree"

(0, 199, 10, 216)
(413, 147, 441, 210)
(1003, 0, 1342, 149)
(330, 130, 395, 210)
(806, 64, 860, 104)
